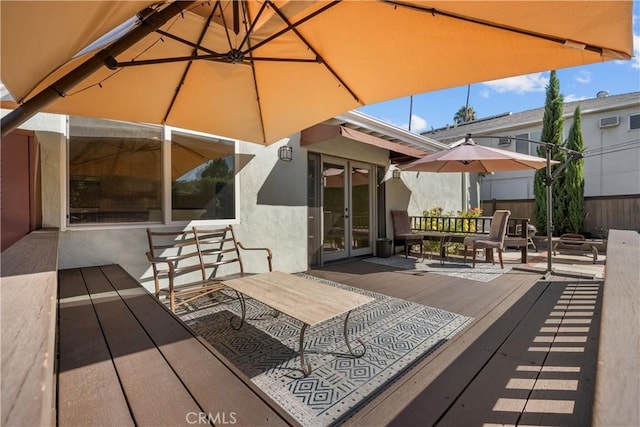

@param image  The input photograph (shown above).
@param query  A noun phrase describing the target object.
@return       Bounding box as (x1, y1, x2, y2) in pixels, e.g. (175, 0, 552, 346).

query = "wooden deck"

(307, 255, 605, 426)
(5, 230, 634, 426)
(57, 265, 295, 426)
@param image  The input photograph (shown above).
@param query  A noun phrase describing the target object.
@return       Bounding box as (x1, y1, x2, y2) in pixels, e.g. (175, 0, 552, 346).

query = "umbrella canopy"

(0, 1, 633, 144)
(400, 138, 558, 173)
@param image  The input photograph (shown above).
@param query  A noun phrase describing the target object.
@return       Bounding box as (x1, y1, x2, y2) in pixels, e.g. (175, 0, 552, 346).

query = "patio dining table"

(421, 231, 494, 265)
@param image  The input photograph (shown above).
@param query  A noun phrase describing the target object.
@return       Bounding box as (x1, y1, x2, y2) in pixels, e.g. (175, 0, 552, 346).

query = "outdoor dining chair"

(463, 210, 511, 268)
(390, 210, 429, 258)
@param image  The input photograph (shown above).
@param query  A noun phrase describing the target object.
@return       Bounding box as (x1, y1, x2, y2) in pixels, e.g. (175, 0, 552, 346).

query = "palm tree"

(454, 105, 476, 124)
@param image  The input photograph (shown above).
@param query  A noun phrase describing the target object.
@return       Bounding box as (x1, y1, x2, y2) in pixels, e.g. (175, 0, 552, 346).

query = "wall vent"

(498, 137, 511, 146)
(599, 115, 620, 128)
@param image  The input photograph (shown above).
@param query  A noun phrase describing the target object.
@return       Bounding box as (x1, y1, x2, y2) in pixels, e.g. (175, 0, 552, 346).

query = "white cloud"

(575, 70, 591, 84)
(631, 32, 640, 69)
(564, 94, 588, 102)
(616, 28, 640, 68)
(410, 114, 428, 132)
(399, 114, 428, 132)
(479, 88, 491, 99)
(482, 73, 549, 95)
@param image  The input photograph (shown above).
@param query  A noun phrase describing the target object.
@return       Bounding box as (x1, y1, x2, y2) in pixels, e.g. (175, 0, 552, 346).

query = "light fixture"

(392, 169, 401, 179)
(278, 145, 293, 162)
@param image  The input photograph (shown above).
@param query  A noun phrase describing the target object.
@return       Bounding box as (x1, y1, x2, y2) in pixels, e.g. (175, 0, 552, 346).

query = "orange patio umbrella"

(1, 1, 634, 144)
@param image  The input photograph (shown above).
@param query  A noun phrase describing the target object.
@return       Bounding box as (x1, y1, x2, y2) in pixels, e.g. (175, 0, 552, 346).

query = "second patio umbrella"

(400, 136, 563, 277)
(400, 138, 555, 173)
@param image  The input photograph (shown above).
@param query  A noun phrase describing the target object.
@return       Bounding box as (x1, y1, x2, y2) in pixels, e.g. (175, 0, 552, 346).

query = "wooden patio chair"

(390, 210, 428, 258)
(463, 210, 511, 268)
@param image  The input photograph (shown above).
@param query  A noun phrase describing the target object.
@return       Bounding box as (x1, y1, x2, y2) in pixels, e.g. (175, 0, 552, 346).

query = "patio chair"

(391, 210, 428, 258)
(463, 210, 511, 268)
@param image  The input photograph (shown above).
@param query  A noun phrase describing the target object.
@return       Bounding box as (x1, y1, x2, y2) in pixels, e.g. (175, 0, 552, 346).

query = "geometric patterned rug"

(178, 274, 472, 426)
(363, 255, 512, 282)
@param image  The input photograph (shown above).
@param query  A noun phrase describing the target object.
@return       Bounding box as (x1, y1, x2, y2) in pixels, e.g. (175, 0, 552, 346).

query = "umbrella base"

(511, 266, 596, 280)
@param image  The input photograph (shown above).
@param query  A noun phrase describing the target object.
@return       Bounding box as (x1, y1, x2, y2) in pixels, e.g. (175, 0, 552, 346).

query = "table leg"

(343, 310, 366, 358)
(230, 290, 246, 330)
(299, 323, 312, 377)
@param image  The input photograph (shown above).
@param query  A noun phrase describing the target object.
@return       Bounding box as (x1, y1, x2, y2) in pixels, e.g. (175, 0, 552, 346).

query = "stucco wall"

(50, 135, 309, 292)
(385, 170, 464, 236)
(8, 110, 461, 292)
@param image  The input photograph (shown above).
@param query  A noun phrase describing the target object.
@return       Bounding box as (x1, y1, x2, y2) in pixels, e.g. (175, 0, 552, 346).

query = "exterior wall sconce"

(278, 145, 293, 162)
(392, 169, 401, 179)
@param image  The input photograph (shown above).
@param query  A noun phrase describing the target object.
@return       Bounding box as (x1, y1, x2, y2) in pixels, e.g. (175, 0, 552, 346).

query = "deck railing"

(410, 216, 530, 237)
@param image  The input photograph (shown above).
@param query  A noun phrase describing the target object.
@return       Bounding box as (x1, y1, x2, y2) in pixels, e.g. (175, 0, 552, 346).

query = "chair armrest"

(237, 242, 273, 271)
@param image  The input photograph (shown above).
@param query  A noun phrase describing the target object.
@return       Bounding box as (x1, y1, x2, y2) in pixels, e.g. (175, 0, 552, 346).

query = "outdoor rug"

(364, 255, 512, 282)
(178, 274, 472, 426)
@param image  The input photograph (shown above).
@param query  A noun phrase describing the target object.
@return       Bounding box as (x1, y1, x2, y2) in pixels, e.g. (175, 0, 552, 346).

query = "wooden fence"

(481, 195, 640, 236)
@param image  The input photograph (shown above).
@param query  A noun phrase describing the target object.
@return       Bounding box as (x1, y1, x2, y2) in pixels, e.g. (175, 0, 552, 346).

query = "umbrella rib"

(238, 0, 270, 52)
(266, 1, 361, 104)
(162, 4, 220, 124)
(155, 29, 222, 56)
(241, 0, 267, 144)
(383, 0, 630, 58)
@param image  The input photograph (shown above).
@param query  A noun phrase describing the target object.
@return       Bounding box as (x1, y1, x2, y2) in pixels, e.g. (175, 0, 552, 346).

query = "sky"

(358, 5, 640, 134)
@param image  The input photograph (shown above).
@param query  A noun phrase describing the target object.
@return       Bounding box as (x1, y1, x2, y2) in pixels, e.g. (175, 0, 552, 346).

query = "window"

(630, 114, 640, 130)
(171, 131, 235, 221)
(515, 133, 530, 155)
(68, 117, 162, 224)
(68, 117, 236, 225)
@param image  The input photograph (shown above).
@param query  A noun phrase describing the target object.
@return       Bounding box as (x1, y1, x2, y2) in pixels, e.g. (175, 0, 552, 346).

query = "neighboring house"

(423, 91, 640, 234)
(1, 108, 464, 291)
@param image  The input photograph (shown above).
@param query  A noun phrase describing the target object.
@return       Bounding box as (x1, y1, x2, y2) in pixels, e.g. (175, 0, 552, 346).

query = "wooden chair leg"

(498, 249, 504, 269)
(464, 245, 468, 263)
(472, 247, 476, 268)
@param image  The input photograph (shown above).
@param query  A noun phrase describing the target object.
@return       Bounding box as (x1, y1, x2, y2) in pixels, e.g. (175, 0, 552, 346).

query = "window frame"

(64, 118, 239, 230)
(629, 113, 640, 131)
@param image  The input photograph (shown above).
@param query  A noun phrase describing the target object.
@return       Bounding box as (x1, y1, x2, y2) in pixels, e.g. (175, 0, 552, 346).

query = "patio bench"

(146, 225, 273, 312)
(57, 264, 294, 426)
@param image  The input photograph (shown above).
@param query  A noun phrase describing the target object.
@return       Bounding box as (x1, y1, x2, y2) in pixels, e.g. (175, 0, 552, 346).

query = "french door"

(321, 158, 373, 262)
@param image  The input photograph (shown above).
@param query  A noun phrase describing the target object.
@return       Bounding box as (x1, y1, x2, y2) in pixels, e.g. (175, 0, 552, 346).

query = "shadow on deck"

(307, 255, 604, 426)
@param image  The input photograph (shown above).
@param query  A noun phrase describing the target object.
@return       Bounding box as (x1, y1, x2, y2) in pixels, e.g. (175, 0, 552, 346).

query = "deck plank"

(79, 266, 203, 426)
(100, 264, 295, 427)
(57, 268, 134, 426)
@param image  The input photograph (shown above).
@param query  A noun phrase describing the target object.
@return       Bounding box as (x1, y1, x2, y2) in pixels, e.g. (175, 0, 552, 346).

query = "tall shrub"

(563, 106, 585, 234)
(534, 70, 564, 235)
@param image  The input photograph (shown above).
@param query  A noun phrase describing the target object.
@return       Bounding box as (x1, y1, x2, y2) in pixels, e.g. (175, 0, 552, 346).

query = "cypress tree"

(534, 70, 564, 235)
(563, 106, 585, 234)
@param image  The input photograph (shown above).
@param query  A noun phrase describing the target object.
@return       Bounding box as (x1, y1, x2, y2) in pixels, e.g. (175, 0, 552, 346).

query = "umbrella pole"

(545, 146, 554, 275)
(1, 1, 195, 137)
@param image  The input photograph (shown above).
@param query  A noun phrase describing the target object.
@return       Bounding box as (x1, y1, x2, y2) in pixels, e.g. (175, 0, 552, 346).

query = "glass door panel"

(322, 161, 347, 261)
(350, 165, 371, 256)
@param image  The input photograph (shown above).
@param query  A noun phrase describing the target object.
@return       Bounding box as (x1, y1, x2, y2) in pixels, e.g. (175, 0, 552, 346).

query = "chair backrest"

(488, 210, 511, 242)
(391, 210, 412, 235)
